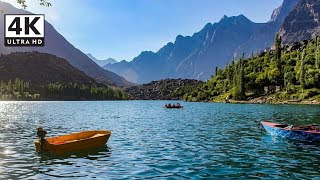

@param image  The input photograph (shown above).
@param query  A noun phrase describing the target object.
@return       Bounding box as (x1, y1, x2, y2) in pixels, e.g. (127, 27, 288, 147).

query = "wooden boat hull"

(261, 121, 320, 142)
(34, 130, 111, 153)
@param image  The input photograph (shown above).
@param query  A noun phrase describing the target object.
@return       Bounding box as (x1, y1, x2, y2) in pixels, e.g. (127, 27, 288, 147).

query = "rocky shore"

(215, 95, 320, 105)
(125, 79, 202, 100)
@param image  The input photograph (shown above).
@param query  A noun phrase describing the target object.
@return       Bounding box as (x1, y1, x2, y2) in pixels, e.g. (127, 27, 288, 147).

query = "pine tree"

(215, 66, 218, 76)
(0, 81, 5, 94)
(230, 57, 235, 87)
(7, 80, 12, 93)
(233, 58, 245, 100)
(316, 35, 320, 69)
(251, 49, 254, 60)
(274, 33, 281, 62)
(300, 50, 306, 89)
(239, 60, 245, 99)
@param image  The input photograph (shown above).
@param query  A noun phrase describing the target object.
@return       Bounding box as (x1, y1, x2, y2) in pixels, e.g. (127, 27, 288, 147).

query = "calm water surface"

(0, 101, 320, 179)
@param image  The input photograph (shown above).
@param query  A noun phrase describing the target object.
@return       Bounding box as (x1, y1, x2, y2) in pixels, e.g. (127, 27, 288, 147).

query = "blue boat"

(261, 121, 320, 142)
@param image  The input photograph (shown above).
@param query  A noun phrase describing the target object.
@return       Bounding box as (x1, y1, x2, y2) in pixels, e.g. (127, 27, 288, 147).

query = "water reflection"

(37, 145, 112, 178)
(38, 145, 112, 162)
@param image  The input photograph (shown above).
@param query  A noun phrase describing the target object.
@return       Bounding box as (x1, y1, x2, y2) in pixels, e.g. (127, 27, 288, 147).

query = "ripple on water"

(0, 101, 320, 179)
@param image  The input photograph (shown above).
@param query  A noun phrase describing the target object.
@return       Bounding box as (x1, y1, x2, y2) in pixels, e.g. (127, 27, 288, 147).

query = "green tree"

(7, 80, 12, 93)
(16, 0, 51, 9)
(182, 35, 320, 102)
(300, 51, 306, 89)
(215, 66, 218, 76)
(233, 59, 245, 100)
(274, 33, 282, 63)
(274, 33, 282, 86)
(316, 35, 320, 69)
(238, 60, 245, 99)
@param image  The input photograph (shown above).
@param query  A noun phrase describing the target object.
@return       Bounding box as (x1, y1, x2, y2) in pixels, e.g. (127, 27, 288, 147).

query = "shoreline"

(0, 98, 319, 105)
(211, 99, 320, 105)
(0, 99, 128, 102)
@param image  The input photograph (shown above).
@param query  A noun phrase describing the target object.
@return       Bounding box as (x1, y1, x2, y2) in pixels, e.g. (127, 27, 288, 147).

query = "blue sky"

(4, 0, 283, 61)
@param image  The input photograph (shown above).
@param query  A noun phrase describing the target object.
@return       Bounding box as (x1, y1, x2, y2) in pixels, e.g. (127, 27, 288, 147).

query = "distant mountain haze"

(87, 53, 117, 67)
(0, 1, 133, 87)
(104, 0, 306, 84)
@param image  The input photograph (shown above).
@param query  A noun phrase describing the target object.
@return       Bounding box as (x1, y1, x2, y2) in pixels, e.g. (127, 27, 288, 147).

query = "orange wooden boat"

(34, 130, 111, 153)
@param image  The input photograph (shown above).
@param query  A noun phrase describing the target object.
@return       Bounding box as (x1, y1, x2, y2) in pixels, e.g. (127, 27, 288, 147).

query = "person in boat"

(176, 103, 181, 107)
(168, 103, 172, 107)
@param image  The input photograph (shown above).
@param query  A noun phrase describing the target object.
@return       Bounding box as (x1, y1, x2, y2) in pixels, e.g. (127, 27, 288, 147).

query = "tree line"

(184, 34, 320, 102)
(0, 78, 127, 100)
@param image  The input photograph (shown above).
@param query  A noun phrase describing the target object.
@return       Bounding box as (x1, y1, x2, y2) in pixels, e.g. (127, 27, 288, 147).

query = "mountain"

(234, 0, 300, 58)
(105, 15, 262, 83)
(0, 52, 128, 101)
(87, 53, 117, 67)
(0, 52, 96, 85)
(0, 1, 132, 87)
(104, 0, 299, 84)
(280, 0, 320, 44)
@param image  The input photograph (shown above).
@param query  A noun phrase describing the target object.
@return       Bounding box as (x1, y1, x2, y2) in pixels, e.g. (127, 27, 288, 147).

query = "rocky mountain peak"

(270, 0, 300, 23)
(220, 15, 229, 21)
(157, 42, 174, 58)
(105, 0, 318, 84)
(280, 0, 320, 43)
(218, 14, 252, 26)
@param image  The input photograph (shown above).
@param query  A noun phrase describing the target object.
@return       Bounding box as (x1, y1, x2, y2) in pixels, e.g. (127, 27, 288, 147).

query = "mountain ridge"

(104, 14, 263, 83)
(87, 53, 117, 67)
(105, 0, 301, 84)
(234, 0, 300, 58)
(0, 1, 133, 87)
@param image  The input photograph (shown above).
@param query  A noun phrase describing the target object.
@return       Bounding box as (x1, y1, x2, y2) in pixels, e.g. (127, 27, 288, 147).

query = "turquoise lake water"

(0, 101, 320, 179)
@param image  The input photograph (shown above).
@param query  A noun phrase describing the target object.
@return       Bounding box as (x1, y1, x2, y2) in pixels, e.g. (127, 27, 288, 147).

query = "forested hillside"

(184, 35, 320, 104)
(0, 52, 127, 100)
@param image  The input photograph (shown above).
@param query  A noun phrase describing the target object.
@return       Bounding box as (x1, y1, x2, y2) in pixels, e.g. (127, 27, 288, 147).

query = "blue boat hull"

(262, 122, 320, 142)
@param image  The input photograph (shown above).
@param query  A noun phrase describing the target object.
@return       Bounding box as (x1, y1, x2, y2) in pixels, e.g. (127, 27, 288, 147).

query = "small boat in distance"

(164, 103, 183, 109)
(35, 128, 111, 153)
(261, 121, 320, 142)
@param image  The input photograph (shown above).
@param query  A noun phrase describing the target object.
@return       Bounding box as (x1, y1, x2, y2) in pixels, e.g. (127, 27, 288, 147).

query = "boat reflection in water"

(38, 145, 112, 162)
(37, 145, 112, 179)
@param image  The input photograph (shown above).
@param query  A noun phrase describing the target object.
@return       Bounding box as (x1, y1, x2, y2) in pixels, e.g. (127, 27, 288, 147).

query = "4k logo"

(5, 14, 45, 46)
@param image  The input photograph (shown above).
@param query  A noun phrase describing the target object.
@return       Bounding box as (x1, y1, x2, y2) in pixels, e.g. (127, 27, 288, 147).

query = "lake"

(0, 101, 320, 179)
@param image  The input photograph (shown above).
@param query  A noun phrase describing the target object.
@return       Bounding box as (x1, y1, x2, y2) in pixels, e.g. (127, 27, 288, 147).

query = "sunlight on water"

(0, 101, 319, 179)
(3, 147, 14, 155)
